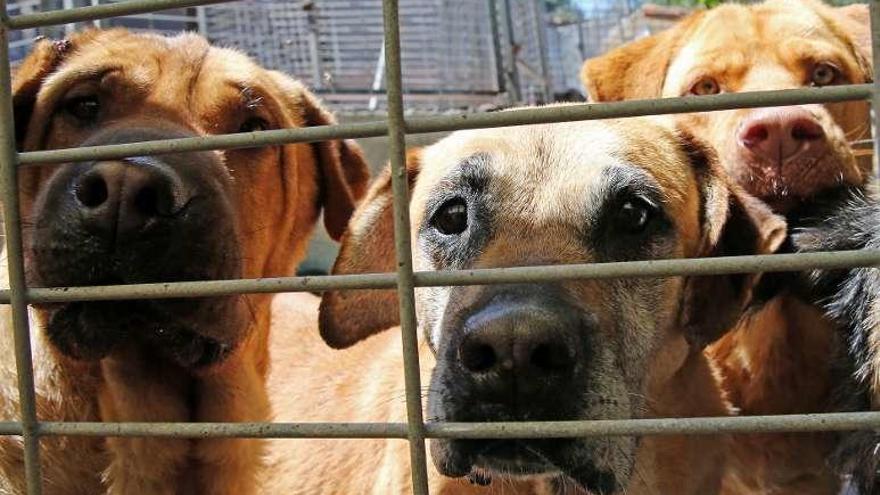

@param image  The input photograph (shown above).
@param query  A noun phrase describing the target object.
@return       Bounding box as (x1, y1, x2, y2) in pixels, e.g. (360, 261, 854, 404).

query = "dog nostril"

(133, 186, 161, 217)
(791, 121, 824, 141)
(460, 341, 497, 373)
(530, 342, 572, 372)
(741, 124, 769, 147)
(75, 175, 109, 208)
(133, 186, 174, 217)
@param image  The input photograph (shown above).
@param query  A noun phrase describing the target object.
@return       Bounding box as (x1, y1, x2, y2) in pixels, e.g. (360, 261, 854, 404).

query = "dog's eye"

(615, 197, 656, 234)
(239, 117, 268, 133)
(688, 77, 720, 96)
(810, 63, 839, 87)
(63, 95, 100, 123)
(431, 198, 468, 236)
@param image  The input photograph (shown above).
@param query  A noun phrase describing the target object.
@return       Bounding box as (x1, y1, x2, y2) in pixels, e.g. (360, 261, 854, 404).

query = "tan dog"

(0, 30, 369, 495)
(265, 115, 785, 494)
(581, 1, 872, 493)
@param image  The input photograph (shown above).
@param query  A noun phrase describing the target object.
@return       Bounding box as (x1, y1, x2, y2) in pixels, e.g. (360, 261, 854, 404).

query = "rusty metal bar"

(17, 85, 872, 166)
(0, 411, 870, 439)
(0, 1, 42, 492)
(6, 0, 228, 30)
(871, 0, 880, 176)
(2, 249, 877, 305)
(380, 0, 430, 493)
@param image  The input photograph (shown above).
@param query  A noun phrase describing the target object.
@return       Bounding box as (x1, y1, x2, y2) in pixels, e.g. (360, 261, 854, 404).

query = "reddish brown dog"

(0, 30, 368, 494)
(265, 115, 785, 494)
(581, 1, 872, 493)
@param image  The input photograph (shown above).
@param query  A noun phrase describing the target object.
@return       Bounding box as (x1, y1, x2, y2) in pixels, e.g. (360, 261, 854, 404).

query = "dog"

(263, 115, 786, 494)
(580, 1, 872, 492)
(774, 181, 880, 489)
(0, 29, 369, 494)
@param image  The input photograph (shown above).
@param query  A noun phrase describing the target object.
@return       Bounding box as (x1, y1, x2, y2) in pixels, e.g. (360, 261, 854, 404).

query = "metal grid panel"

(0, 1, 880, 494)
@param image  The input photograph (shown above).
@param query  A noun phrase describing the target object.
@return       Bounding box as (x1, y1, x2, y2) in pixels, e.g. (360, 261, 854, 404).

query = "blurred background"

(6, 0, 863, 273)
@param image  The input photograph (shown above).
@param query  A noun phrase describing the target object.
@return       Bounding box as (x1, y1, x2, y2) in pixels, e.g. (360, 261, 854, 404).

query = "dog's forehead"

(666, 0, 853, 92)
(413, 118, 695, 225)
(44, 31, 263, 94)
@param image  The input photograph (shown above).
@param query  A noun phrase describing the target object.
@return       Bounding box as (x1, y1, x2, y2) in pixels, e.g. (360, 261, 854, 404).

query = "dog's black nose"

(73, 158, 190, 240)
(456, 296, 584, 401)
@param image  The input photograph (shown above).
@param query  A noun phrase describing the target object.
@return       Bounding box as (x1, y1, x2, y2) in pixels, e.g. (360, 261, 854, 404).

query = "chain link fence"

(6, 0, 690, 112)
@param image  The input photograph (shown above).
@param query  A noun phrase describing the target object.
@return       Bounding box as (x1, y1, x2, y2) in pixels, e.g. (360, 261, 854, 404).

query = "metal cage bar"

(16, 84, 873, 165)
(0, 1, 880, 494)
(0, 249, 877, 305)
(872, 1, 880, 177)
(381, 0, 430, 493)
(0, 1, 42, 493)
(6, 0, 227, 29)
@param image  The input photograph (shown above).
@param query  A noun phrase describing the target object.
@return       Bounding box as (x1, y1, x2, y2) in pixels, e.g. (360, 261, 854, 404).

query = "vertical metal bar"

(61, 0, 74, 35)
(530, 0, 552, 103)
(305, 2, 323, 89)
(870, 0, 880, 177)
(195, 5, 207, 36)
(499, 0, 521, 103)
(0, 1, 42, 493)
(487, 0, 506, 94)
(89, 0, 100, 29)
(380, 0, 430, 494)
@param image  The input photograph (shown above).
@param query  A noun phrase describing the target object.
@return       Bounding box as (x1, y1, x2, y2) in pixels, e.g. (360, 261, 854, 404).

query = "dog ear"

(580, 12, 704, 101)
(297, 89, 371, 241)
(12, 37, 73, 149)
(830, 3, 872, 80)
(318, 149, 422, 349)
(676, 132, 787, 348)
(267, 71, 371, 241)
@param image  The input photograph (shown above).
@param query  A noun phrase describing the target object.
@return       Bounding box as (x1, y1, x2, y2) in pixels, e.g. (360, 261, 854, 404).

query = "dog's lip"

(472, 440, 558, 476)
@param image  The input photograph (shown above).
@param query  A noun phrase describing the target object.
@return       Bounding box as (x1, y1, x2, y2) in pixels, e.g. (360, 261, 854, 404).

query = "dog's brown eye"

(63, 96, 100, 123)
(810, 63, 838, 86)
(688, 77, 720, 96)
(431, 198, 468, 236)
(617, 198, 655, 233)
(239, 117, 268, 133)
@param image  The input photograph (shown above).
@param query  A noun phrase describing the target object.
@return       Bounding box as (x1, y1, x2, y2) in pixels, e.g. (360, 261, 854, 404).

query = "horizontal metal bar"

(37, 422, 409, 439)
(426, 411, 880, 438)
(4, 411, 880, 439)
(4, 249, 878, 304)
(0, 422, 22, 435)
(416, 249, 880, 288)
(6, 0, 229, 30)
(18, 121, 390, 165)
(18, 85, 871, 166)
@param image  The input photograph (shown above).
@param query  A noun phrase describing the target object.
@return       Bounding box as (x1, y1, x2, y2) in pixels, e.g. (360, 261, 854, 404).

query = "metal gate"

(0, 1, 879, 494)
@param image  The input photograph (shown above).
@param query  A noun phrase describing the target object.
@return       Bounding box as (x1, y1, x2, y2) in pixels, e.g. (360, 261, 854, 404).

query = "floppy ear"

(318, 149, 422, 349)
(829, 3, 872, 80)
(298, 90, 371, 241)
(12, 37, 72, 149)
(676, 133, 787, 348)
(580, 11, 704, 101)
(268, 71, 371, 241)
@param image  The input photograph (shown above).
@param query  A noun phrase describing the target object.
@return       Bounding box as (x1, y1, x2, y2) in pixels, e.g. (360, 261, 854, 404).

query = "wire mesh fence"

(3, 0, 683, 112)
(1, 0, 880, 495)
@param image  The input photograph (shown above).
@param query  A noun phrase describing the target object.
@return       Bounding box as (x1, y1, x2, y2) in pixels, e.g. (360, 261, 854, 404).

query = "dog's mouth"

(736, 151, 856, 210)
(41, 295, 238, 368)
(473, 440, 556, 475)
(723, 118, 864, 213)
(433, 439, 616, 494)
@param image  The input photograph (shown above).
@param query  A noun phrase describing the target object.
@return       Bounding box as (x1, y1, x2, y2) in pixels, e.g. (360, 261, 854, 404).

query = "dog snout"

(72, 158, 192, 240)
(737, 106, 827, 165)
(29, 126, 243, 364)
(454, 295, 586, 405)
